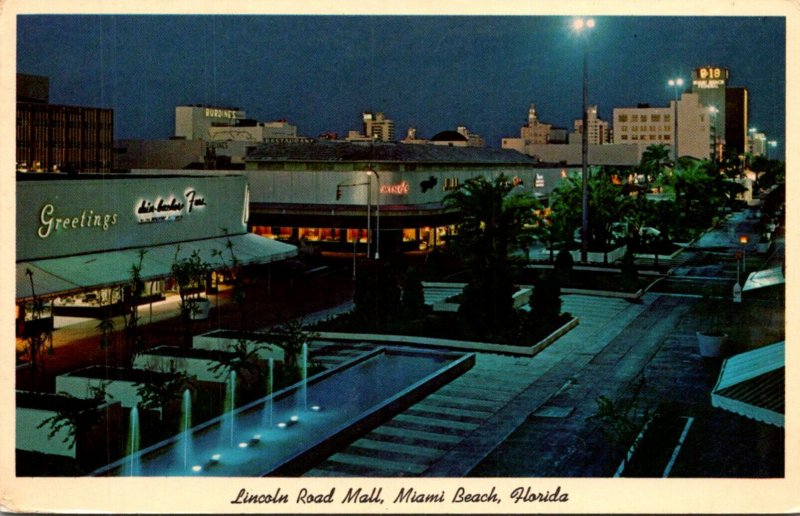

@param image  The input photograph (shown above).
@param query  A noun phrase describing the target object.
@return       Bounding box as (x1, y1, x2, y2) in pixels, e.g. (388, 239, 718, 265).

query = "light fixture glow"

(211, 454, 221, 461)
(290, 415, 299, 422)
(311, 405, 321, 412)
(192, 465, 202, 472)
(238, 442, 248, 448)
(278, 422, 287, 428)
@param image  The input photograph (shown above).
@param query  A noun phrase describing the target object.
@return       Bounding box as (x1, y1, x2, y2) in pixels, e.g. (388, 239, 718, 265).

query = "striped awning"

(17, 233, 296, 301)
(711, 341, 784, 427)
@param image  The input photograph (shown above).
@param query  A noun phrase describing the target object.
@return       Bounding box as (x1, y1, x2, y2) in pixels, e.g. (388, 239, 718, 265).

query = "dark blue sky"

(17, 15, 785, 155)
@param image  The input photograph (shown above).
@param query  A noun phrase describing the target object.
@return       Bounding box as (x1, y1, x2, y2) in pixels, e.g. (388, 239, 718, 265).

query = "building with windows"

(570, 106, 610, 145)
(691, 66, 728, 146)
(16, 172, 296, 333)
(360, 111, 395, 142)
(16, 74, 114, 174)
(243, 141, 571, 254)
(612, 92, 713, 160)
(174, 105, 247, 140)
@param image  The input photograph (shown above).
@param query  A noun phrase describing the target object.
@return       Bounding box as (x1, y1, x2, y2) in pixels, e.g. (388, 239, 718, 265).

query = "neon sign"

(136, 189, 206, 224)
(380, 181, 410, 195)
(37, 204, 118, 239)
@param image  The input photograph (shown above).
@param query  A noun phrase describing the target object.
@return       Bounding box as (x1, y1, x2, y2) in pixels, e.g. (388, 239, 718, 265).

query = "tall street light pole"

(667, 77, 683, 165)
(573, 17, 594, 263)
(367, 169, 381, 259)
(708, 106, 719, 161)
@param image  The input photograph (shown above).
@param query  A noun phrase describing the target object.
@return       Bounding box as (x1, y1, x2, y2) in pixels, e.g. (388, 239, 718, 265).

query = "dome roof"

(430, 130, 468, 142)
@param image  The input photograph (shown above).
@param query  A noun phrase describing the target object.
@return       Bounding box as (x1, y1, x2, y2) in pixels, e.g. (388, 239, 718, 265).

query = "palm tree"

(444, 175, 538, 339)
(640, 144, 673, 194)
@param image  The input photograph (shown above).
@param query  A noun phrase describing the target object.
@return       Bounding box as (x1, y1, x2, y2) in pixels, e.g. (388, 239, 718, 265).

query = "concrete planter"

(695, 332, 727, 358)
(567, 245, 628, 264)
(187, 298, 211, 320)
(193, 330, 286, 362)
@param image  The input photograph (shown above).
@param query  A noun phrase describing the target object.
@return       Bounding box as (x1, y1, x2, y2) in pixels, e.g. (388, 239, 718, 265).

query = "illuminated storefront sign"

(136, 189, 206, 224)
(204, 108, 242, 120)
(380, 181, 410, 195)
(693, 67, 727, 89)
(37, 204, 118, 239)
(443, 177, 460, 191)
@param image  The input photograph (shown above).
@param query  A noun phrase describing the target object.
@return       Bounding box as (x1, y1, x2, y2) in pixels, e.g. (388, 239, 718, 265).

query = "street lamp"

(708, 106, 719, 161)
(768, 140, 777, 160)
(366, 169, 381, 259)
(667, 77, 683, 164)
(573, 17, 595, 263)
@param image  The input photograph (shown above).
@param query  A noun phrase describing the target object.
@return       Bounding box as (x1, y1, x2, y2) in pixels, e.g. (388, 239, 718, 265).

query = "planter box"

(193, 330, 285, 362)
(16, 391, 123, 467)
(696, 332, 727, 358)
(55, 366, 194, 409)
(567, 245, 628, 264)
(134, 346, 233, 383)
(187, 298, 211, 320)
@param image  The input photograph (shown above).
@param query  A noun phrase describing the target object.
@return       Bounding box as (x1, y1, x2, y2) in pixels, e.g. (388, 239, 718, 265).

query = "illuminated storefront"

(244, 142, 573, 255)
(16, 172, 296, 335)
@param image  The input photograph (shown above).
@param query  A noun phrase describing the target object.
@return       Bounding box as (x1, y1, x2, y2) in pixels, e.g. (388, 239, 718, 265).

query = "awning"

(743, 267, 785, 292)
(711, 341, 784, 427)
(17, 233, 297, 301)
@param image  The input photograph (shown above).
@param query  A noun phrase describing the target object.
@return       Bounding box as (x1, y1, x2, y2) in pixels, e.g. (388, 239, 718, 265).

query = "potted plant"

(695, 294, 727, 358)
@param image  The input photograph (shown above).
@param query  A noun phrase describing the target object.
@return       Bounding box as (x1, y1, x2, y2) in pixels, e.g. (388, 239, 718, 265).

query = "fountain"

(126, 405, 140, 476)
(300, 342, 308, 412)
(92, 346, 475, 477)
(180, 389, 192, 471)
(262, 358, 274, 428)
(226, 371, 236, 447)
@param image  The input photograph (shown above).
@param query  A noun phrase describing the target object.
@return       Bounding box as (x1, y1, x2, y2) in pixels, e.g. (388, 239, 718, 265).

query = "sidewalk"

(16, 265, 356, 392)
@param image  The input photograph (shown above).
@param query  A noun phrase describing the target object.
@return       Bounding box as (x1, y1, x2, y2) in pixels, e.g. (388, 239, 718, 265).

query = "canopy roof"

(17, 233, 296, 301)
(711, 341, 784, 427)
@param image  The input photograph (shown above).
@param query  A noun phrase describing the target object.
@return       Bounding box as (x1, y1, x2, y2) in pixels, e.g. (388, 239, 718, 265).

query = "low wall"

(193, 332, 285, 362)
(134, 353, 227, 383)
(316, 316, 579, 357)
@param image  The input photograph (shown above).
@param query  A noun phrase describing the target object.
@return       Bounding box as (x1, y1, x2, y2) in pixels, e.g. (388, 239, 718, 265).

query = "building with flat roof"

(174, 105, 247, 141)
(16, 172, 296, 333)
(243, 141, 572, 255)
(16, 74, 114, 174)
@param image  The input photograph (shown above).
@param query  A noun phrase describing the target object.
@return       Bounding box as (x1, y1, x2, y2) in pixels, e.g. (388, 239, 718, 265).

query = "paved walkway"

(302, 294, 650, 477)
(300, 289, 782, 477)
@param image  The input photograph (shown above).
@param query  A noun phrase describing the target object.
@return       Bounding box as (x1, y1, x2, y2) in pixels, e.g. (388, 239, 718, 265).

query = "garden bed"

(617, 413, 694, 477)
(519, 267, 653, 296)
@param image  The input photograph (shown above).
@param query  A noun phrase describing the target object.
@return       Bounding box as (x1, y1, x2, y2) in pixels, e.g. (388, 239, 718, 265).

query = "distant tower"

(362, 111, 395, 142)
(528, 104, 538, 125)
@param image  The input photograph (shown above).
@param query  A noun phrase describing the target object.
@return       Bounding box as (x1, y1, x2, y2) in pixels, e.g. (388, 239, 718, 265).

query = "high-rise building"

(725, 87, 749, 155)
(691, 66, 729, 146)
(362, 111, 395, 142)
(16, 74, 113, 173)
(571, 106, 610, 145)
(612, 93, 713, 160)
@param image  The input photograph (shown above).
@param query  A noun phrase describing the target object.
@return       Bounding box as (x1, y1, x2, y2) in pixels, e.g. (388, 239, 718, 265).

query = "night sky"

(17, 15, 786, 156)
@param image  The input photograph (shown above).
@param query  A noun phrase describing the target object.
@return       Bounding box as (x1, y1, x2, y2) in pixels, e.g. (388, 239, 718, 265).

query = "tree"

(171, 247, 211, 346)
(400, 267, 427, 318)
(122, 249, 147, 363)
(640, 143, 673, 193)
(37, 383, 111, 450)
(266, 319, 319, 383)
(444, 175, 538, 338)
(207, 339, 268, 402)
(212, 231, 247, 329)
(22, 268, 54, 371)
(135, 364, 192, 421)
(353, 260, 401, 329)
